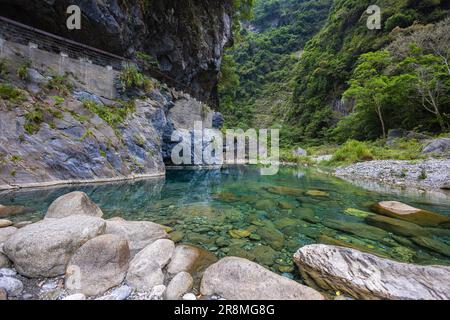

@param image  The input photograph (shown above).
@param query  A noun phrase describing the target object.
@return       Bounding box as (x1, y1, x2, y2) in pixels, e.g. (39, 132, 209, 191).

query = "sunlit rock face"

(0, 0, 234, 105)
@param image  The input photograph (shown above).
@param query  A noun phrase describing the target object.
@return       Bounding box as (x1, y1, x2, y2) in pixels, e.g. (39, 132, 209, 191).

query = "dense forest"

(219, 0, 450, 147)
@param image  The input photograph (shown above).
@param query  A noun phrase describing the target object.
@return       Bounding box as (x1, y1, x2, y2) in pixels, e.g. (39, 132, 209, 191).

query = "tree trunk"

(376, 104, 386, 139)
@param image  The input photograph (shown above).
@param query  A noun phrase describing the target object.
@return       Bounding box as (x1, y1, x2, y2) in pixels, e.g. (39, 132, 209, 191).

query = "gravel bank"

(335, 159, 450, 191)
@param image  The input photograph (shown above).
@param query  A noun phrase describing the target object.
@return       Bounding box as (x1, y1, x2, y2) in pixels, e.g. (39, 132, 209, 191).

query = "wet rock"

(411, 237, 450, 258)
(306, 190, 329, 197)
(167, 244, 217, 278)
(45, 191, 104, 219)
(294, 244, 450, 300)
(97, 285, 133, 300)
(0, 253, 11, 268)
(170, 231, 184, 243)
(0, 205, 26, 217)
(229, 229, 251, 239)
(366, 214, 429, 238)
(65, 234, 130, 296)
(148, 285, 166, 300)
(371, 201, 450, 228)
(322, 219, 389, 241)
(0, 220, 13, 228)
(0, 276, 23, 297)
(292, 208, 320, 223)
(0, 227, 17, 244)
(265, 186, 304, 197)
(257, 226, 285, 250)
(251, 245, 278, 266)
(105, 219, 168, 253)
(62, 293, 86, 300)
(126, 239, 174, 291)
(4, 216, 106, 277)
(201, 257, 324, 300)
(343, 208, 372, 218)
(253, 199, 276, 210)
(165, 272, 194, 300)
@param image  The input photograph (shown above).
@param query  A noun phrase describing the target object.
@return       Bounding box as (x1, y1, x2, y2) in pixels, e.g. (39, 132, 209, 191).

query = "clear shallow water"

(1, 166, 449, 277)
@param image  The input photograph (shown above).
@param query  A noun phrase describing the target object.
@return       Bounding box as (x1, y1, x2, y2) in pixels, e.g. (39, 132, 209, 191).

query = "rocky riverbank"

(335, 159, 450, 193)
(1, 191, 450, 300)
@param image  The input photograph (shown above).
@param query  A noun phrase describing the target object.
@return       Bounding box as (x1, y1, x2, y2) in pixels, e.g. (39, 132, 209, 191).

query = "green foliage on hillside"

(287, 0, 450, 143)
(219, 0, 333, 130)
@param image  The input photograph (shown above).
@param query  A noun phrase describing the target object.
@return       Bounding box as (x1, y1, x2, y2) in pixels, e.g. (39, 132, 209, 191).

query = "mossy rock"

(256, 226, 285, 250)
(371, 201, 450, 228)
(305, 190, 329, 197)
(344, 208, 372, 218)
(366, 214, 430, 238)
(264, 186, 305, 197)
(411, 237, 450, 258)
(251, 245, 278, 266)
(229, 229, 251, 239)
(278, 201, 295, 210)
(213, 191, 238, 202)
(292, 207, 320, 223)
(322, 219, 389, 241)
(170, 231, 184, 243)
(274, 217, 297, 230)
(390, 246, 416, 263)
(253, 199, 276, 210)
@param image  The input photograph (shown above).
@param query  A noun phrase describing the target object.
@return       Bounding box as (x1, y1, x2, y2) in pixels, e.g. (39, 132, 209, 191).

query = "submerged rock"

(65, 234, 130, 296)
(322, 219, 389, 241)
(0, 205, 27, 217)
(411, 237, 450, 258)
(45, 191, 104, 219)
(305, 190, 329, 197)
(265, 186, 304, 197)
(318, 235, 389, 258)
(200, 257, 324, 300)
(4, 216, 106, 277)
(343, 208, 372, 218)
(371, 201, 450, 228)
(0, 220, 13, 228)
(366, 214, 429, 238)
(105, 219, 168, 253)
(294, 244, 450, 300)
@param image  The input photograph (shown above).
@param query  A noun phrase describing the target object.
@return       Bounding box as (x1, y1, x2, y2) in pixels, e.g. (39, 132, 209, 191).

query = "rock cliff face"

(0, 0, 233, 105)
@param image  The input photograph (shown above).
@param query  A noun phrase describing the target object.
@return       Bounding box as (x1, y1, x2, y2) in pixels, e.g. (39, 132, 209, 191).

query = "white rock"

(0, 268, 16, 277)
(200, 257, 324, 300)
(165, 272, 193, 300)
(133, 239, 175, 268)
(294, 244, 450, 300)
(4, 215, 106, 277)
(182, 293, 197, 300)
(0, 276, 23, 297)
(126, 259, 164, 292)
(148, 285, 166, 300)
(45, 191, 103, 219)
(62, 293, 86, 300)
(0, 227, 17, 244)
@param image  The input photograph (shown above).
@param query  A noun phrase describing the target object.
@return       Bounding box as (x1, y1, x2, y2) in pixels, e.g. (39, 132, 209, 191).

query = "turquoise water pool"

(1, 166, 449, 277)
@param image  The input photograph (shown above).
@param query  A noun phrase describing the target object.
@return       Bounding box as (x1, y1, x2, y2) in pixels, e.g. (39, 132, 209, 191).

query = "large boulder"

(200, 257, 324, 300)
(4, 216, 106, 277)
(126, 239, 175, 291)
(371, 201, 450, 228)
(294, 244, 450, 300)
(105, 220, 168, 253)
(0, 227, 17, 244)
(422, 138, 450, 155)
(65, 234, 130, 296)
(167, 244, 217, 277)
(45, 192, 103, 219)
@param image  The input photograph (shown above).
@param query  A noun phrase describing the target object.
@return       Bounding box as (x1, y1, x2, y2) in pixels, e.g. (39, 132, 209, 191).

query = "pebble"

(148, 285, 166, 300)
(98, 285, 132, 300)
(0, 276, 23, 297)
(182, 293, 197, 300)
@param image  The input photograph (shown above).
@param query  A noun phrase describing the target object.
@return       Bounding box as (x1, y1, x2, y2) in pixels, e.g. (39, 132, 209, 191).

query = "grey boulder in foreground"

(294, 244, 450, 300)
(200, 256, 324, 300)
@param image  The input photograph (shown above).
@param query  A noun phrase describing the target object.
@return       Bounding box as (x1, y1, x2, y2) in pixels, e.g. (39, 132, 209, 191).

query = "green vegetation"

(83, 100, 135, 130)
(330, 140, 374, 164)
(119, 63, 154, 93)
(47, 74, 73, 95)
(24, 106, 44, 135)
(0, 59, 8, 77)
(17, 60, 31, 81)
(219, 0, 333, 130)
(0, 83, 25, 102)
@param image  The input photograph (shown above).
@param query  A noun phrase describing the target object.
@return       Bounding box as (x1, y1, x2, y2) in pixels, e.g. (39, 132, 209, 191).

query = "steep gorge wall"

(0, 0, 234, 105)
